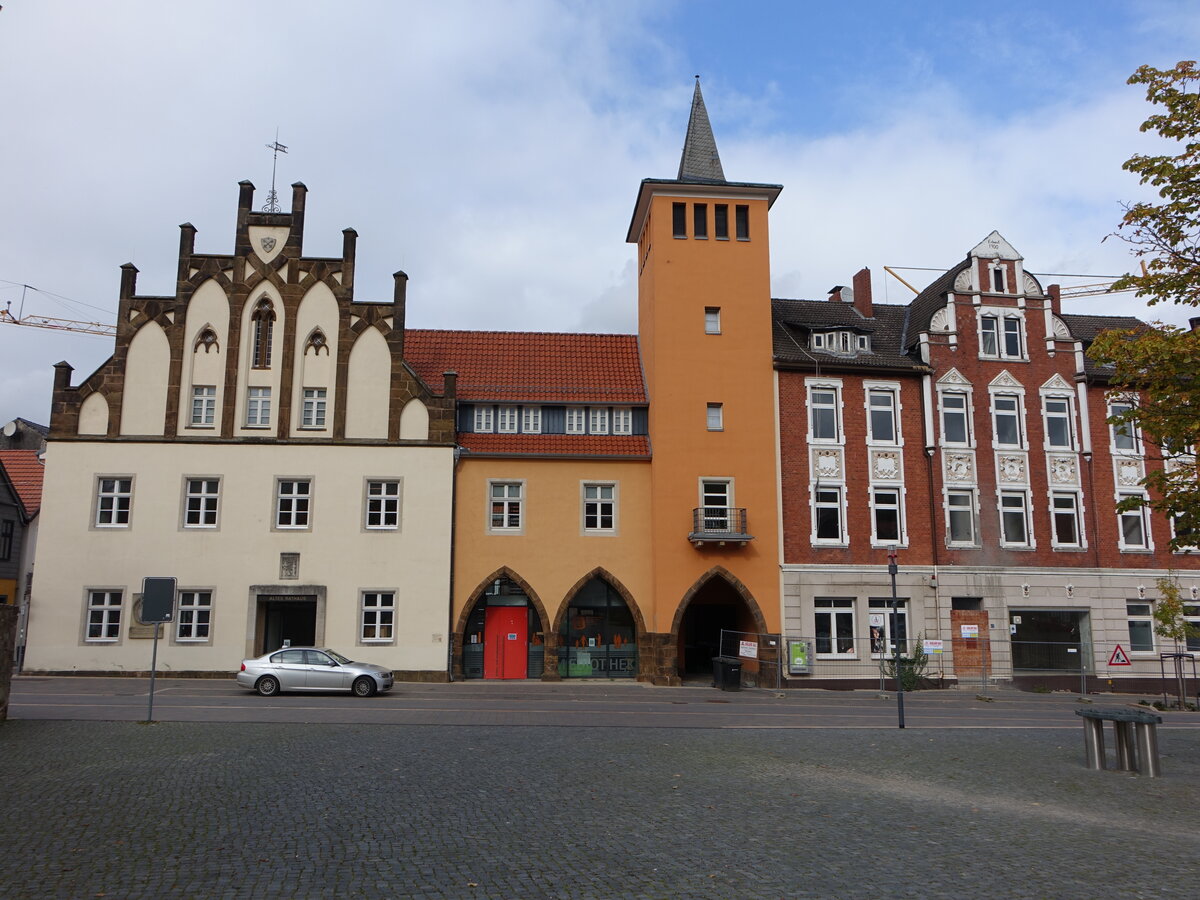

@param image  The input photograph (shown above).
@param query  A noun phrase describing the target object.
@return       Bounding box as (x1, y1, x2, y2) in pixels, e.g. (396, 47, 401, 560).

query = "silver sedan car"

(236, 647, 394, 697)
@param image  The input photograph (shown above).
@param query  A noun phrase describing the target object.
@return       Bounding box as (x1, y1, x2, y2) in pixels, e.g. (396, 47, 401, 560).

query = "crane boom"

(0, 306, 116, 336)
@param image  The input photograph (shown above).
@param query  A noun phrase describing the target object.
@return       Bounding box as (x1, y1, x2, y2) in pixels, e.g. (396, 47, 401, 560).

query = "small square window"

(706, 403, 723, 431)
(183, 478, 219, 529)
(96, 477, 133, 528)
(365, 480, 401, 530)
(705, 307, 721, 334)
(362, 592, 396, 642)
(86, 590, 123, 642)
(583, 483, 616, 532)
(489, 482, 523, 532)
(176, 591, 212, 642)
(276, 479, 312, 530)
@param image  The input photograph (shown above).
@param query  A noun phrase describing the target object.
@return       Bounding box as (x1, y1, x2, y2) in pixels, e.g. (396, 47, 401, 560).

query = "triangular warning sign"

(1109, 644, 1132, 666)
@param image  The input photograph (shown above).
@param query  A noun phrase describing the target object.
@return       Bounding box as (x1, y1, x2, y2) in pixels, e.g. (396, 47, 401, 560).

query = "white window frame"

(611, 408, 632, 435)
(946, 489, 977, 547)
(488, 480, 524, 534)
(1050, 491, 1084, 549)
(865, 383, 901, 446)
(989, 263, 1007, 294)
(999, 490, 1033, 548)
(589, 407, 609, 434)
(582, 482, 617, 534)
(95, 477, 133, 529)
(521, 407, 541, 434)
(938, 389, 973, 447)
(275, 478, 312, 530)
(1126, 601, 1155, 654)
(190, 385, 216, 427)
(175, 590, 212, 643)
(991, 393, 1025, 449)
(814, 597, 857, 658)
(699, 479, 733, 532)
(361, 591, 396, 643)
(811, 333, 825, 350)
(1109, 399, 1140, 453)
(183, 477, 220, 529)
(807, 380, 843, 444)
(869, 487, 905, 547)
(364, 479, 401, 531)
(1117, 492, 1152, 551)
(979, 310, 1025, 360)
(869, 598, 909, 657)
(473, 406, 494, 433)
(1042, 394, 1075, 451)
(246, 386, 272, 427)
(706, 403, 724, 431)
(497, 406, 518, 434)
(565, 408, 586, 434)
(85, 589, 123, 643)
(812, 485, 847, 546)
(705, 307, 721, 334)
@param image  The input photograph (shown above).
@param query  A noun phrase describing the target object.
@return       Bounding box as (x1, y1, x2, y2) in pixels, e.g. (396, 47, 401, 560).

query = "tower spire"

(677, 76, 726, 184)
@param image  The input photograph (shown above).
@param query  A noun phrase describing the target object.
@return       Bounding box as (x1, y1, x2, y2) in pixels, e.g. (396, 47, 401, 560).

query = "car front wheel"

(352, 676, 377, 697)
(256, 675, 280, 697)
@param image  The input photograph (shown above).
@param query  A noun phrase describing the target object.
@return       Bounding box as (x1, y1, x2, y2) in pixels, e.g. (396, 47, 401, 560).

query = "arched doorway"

(462, 575, 546, 679)
(676, 572, 762, 678)
(558, 577, 638, 678)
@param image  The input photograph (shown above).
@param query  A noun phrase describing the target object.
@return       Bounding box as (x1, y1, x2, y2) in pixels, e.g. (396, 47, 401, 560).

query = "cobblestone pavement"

(1, 719, 1198, 899)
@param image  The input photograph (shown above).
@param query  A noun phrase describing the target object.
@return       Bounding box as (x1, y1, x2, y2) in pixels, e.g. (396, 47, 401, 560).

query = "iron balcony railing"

(689, 507, 752, 546)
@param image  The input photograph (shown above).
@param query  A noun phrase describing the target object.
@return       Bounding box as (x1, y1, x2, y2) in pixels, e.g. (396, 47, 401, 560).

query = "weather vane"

(263, 129, 288, 213)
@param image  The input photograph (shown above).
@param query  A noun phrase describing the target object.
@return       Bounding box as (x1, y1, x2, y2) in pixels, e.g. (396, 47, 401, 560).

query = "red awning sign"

(1108, 644, 1132, 666)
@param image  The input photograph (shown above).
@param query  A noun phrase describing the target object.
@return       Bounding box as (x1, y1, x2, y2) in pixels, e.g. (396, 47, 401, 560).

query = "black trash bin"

(712, 656, 743, 691)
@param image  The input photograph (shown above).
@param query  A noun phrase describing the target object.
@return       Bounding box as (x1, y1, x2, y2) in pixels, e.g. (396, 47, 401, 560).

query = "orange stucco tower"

(627, 80, 784, 684)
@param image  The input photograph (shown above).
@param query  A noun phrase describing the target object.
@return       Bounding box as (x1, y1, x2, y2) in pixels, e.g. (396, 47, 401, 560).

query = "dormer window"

(810, 330, 870, 355)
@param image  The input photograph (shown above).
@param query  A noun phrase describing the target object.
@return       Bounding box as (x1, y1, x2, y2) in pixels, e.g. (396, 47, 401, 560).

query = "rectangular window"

(980, 315, 999, 356)
(869, 598, 908, 656)
(521, 407, 541, 434)
(947, 490, 975, 545)
(706, 403, 724, 431)
(714, 204, 729, 239)
(811, 333, 825, 350)
(301, 388, 327, 428)
(940, 391, 970, 445)
(474, 406, 494, 433)
(867, 389, 897, 444)
(872, 489, 902, 543)
(1127, 601, 1154, 652)
(246, 387, 272, 427)
(980, 313, 1024, 358)
(814, 488, 844, 543)
(735, 205, 749, 240)
(611, 408, 632, 435)
(583, 483, 616, 532)
(693, 203, 708, 239)
(991, 266, 1006, 293)
(672, 202, 687, 238)
(704, 307, 721, 334)
(1044, 397, 1073, 449)
(589, 407, 609, 434)
(810, 387, 840, 441)
(276, 479, 311, 529)
(95, 477, 132, 528)
(1110, 402, 1137, 451)
(365, 480, 400, 530)
(497, 406, 518, 433)
(1184, 604, 1200, 652)
(490, 482, 523, 531)
(184, 478, 219, 529)
(176, 591, 212, 642)
(1052, 492, 1081, 547)
(814, 598, 855, 657)
(0, 520, 13, 561)
(993, 395, 1022, 447)
(190, 385, 216, 427)
(1119, 494, 1149, 549)
(361, 592, 395, 642)
(565, 408, 586, 434)
(701, 480, 731, 531)
(1000, 491, 1030, 545)
(86, 590, 122, 642)
(1003, 318, 1022, 357)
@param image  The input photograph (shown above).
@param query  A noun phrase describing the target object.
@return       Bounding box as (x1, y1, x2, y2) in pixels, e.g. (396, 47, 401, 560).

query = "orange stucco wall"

(452, 457, 653, 633)
(636, 190, 782, 632)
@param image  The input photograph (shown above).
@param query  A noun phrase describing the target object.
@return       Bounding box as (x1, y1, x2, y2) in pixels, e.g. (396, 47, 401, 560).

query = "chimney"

(828, 285, 848, 303)
(119, 263, 139, 300)
(442, 371, 458, 400)
(237, 180, 255, 213)
(1048, 283, 1062, 318)
(852, 267, 873, 317)
(342, 228, 357, 294)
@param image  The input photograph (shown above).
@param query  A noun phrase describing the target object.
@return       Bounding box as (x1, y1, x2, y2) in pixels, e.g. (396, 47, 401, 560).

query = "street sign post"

(140, 577, 176, 723)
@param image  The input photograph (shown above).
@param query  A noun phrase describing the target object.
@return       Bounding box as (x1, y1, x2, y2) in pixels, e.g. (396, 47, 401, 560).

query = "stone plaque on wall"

(280, 553, 300, 580)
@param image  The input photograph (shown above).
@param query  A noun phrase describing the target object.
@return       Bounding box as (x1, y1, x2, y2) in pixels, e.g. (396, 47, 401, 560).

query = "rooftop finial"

(263, 129, 289, 213)
(678, 77, 725, 184)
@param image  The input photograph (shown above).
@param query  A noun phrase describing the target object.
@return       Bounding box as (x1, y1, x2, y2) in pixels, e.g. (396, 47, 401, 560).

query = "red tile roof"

(459, 434, 650, 458)
(0, 450, 44, 519)
(404, 330, 646, 403)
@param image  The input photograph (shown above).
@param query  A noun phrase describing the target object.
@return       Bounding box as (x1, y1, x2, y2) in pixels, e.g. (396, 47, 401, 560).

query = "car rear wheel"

(256, 675, 280, 697)
(353, 676, 377, 697)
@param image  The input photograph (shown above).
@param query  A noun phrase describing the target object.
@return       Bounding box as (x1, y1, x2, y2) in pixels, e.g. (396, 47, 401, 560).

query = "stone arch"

(193, 326, 220, 353)
(671, 565, 769, 637)
(454, 567, 550, 637)
(553, 567, 646, 637)
(303, 327, 329, 355)
(398, 397, 429, 440)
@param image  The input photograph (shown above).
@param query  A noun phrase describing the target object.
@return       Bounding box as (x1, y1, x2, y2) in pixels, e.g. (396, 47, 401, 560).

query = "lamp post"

(887, 546, 905, 729)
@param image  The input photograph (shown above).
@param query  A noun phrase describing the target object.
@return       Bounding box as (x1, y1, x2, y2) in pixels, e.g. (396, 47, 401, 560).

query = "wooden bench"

(1074, 707, 1164, 777)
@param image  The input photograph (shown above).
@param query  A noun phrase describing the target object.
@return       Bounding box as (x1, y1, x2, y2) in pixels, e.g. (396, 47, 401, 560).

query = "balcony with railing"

(689, 507, 753, 547)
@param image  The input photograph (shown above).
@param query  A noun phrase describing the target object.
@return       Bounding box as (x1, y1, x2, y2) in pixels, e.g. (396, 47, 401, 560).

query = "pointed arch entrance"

(673, 567, 767, 678)
(556, 569, 643, 679)
(459, 571, 549, 680)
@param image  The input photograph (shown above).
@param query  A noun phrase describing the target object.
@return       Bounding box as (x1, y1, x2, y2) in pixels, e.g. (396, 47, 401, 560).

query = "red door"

(483, 607, 528, 679)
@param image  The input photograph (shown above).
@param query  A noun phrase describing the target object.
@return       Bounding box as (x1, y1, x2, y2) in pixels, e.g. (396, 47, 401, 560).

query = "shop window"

(868, 598, 908, 656)
(558, 578, 637, 678)
(814, 597, 855, 657)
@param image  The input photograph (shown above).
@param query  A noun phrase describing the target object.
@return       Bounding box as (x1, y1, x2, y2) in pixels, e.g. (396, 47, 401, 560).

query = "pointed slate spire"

(677, 77, 726, 184)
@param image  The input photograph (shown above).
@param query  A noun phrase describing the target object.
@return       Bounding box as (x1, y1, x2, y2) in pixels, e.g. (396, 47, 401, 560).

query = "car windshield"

(324, 649, 352, 665)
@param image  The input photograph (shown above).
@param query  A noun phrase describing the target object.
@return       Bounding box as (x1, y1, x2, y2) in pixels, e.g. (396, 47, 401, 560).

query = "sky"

(1, 0, 1199, 427)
